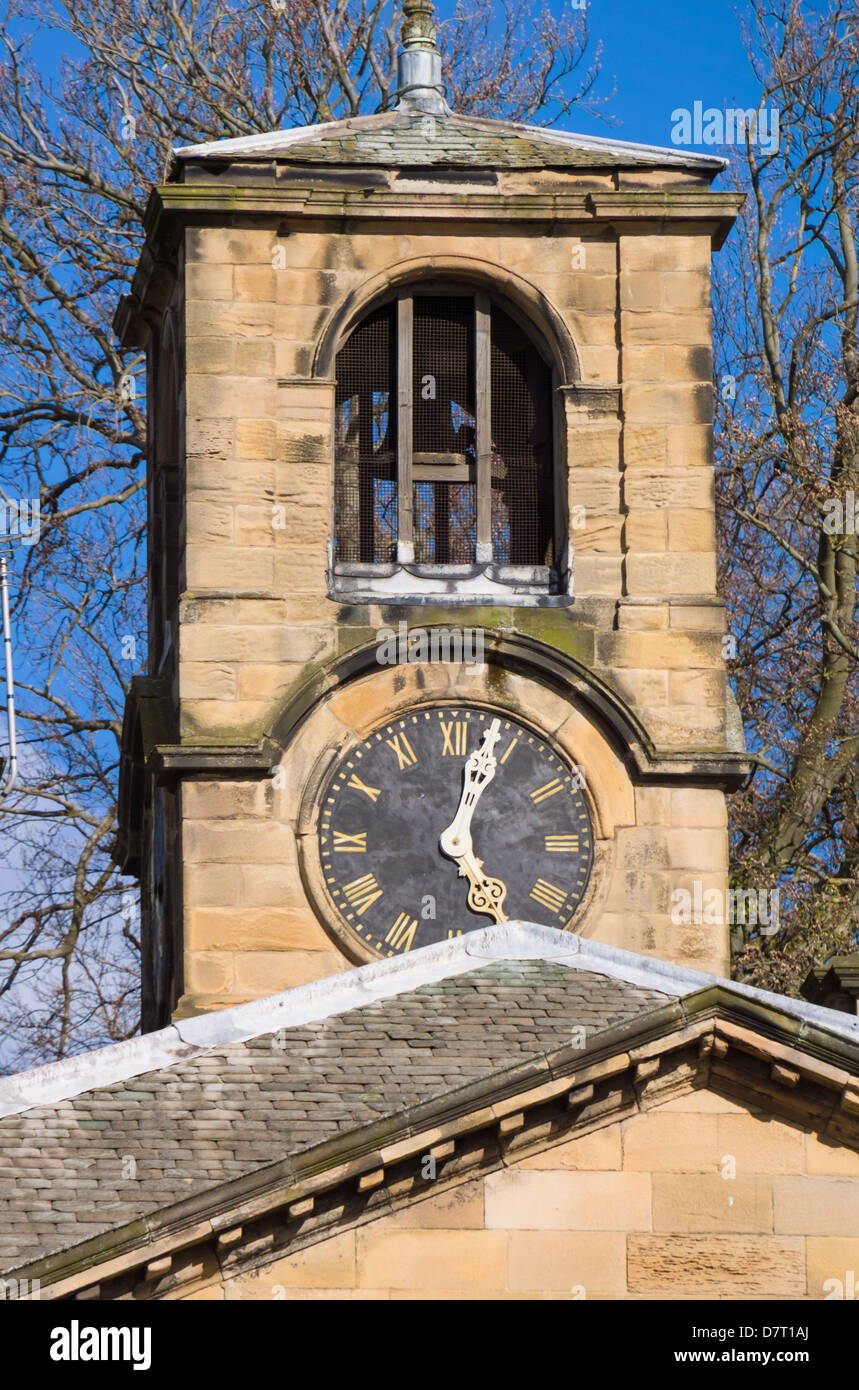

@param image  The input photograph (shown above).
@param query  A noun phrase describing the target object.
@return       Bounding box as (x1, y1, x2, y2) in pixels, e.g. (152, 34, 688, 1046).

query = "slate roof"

(4, 922, 859, 1281)
(172, 111, 727, 173)
(0, 958, 671, 1273)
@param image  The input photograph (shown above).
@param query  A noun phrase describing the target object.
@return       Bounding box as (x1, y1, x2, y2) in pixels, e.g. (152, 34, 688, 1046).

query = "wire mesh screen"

(490, 305, 554, 566)
(413, 296, 476, 564)
(334, 293, 554, 571)
(334, 303, 397, 562)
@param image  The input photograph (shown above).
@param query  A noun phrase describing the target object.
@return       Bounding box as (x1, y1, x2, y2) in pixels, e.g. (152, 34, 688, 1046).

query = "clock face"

(317, 705, 593, 959)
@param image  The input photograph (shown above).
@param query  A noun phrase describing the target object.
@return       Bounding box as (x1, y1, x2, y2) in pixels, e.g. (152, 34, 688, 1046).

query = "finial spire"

(393, 1, 451, 116)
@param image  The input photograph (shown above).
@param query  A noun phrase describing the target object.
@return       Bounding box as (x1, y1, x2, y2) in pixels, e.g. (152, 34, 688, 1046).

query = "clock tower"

(116, 1, 747, 1028)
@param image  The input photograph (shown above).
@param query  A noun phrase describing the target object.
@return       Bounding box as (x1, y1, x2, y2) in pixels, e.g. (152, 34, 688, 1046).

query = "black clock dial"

(318, 705, 593, 958)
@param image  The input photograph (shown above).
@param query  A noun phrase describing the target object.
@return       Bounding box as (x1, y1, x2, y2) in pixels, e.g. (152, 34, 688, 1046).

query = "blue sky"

(25, 0, 774, 155)
(571, 0, 758, 147)
(440, 0, 766, 155)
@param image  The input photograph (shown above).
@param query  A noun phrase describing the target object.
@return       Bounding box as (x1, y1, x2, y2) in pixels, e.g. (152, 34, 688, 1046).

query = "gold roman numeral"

(530, 777, 564, 804)
(342, 873, 384, 915)
(499, 736, 519, 765)
(333, 830, 367, 853)
(440, 720, 468, 756)
(530, 878, 568, 913)
(386, 912, 418, 952)
(346, 773, 381, 802)
(545, 834, 580, 853)
(386, 732, 418, 770)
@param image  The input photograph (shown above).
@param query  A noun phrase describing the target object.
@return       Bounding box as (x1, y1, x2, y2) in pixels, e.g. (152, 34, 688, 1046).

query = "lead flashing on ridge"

(2, 922, 858, 1120)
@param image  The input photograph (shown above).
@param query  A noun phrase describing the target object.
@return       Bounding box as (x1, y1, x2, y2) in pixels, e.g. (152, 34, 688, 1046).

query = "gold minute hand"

(439, 717, 502, 860)
(439, 719, 508, 924)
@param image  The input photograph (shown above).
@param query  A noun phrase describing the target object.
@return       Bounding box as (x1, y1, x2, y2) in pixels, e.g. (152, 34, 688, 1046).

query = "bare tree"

(0, 0, 603, 1071)
(715, 0, 859, 993)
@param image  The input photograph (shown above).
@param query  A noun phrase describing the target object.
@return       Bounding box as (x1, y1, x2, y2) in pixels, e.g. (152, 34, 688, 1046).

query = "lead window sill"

(329, 562, 573, 607)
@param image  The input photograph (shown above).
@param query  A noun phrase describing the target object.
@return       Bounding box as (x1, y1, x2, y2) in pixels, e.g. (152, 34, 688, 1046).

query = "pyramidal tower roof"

(171, 1, 726, 176)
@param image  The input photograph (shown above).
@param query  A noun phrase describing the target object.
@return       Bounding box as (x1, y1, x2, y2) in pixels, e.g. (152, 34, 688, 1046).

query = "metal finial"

(393, 1, 451, 116)
(401, 1, 437, 48)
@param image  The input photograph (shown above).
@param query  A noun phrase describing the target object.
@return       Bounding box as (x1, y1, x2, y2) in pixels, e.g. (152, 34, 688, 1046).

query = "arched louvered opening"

(334, 288, 556, 584)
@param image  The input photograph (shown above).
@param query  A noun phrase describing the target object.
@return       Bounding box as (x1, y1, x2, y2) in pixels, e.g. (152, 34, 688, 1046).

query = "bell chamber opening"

(332, 286, 561, 603)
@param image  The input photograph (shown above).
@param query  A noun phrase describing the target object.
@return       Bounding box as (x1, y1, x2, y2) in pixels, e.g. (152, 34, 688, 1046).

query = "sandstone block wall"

(149, 212, 736, 1013)
(178, 221, 724, 748)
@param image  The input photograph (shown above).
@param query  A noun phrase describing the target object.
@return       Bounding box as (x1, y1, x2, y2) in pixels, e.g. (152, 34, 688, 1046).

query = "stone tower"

(115, 2, 747, 1029)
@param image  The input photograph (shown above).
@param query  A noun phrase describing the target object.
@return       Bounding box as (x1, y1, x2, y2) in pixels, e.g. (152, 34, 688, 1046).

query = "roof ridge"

(2, 922, 857, 1118)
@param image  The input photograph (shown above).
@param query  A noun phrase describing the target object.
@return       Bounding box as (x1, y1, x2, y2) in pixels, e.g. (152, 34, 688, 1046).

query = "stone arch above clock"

(114, 9, 748, 1028)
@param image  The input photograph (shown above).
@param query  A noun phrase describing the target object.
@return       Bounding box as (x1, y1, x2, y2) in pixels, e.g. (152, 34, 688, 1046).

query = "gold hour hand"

(458, 848, 508, 924)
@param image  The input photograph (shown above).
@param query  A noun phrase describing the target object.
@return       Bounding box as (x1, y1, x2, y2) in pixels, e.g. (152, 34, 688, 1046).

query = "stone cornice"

(147, 744, 273, 783)
(588, 189, 744, 219)
(142, 184, 743, 234)
(114, 185, 742, 346)
(112, 632, 751, 843)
